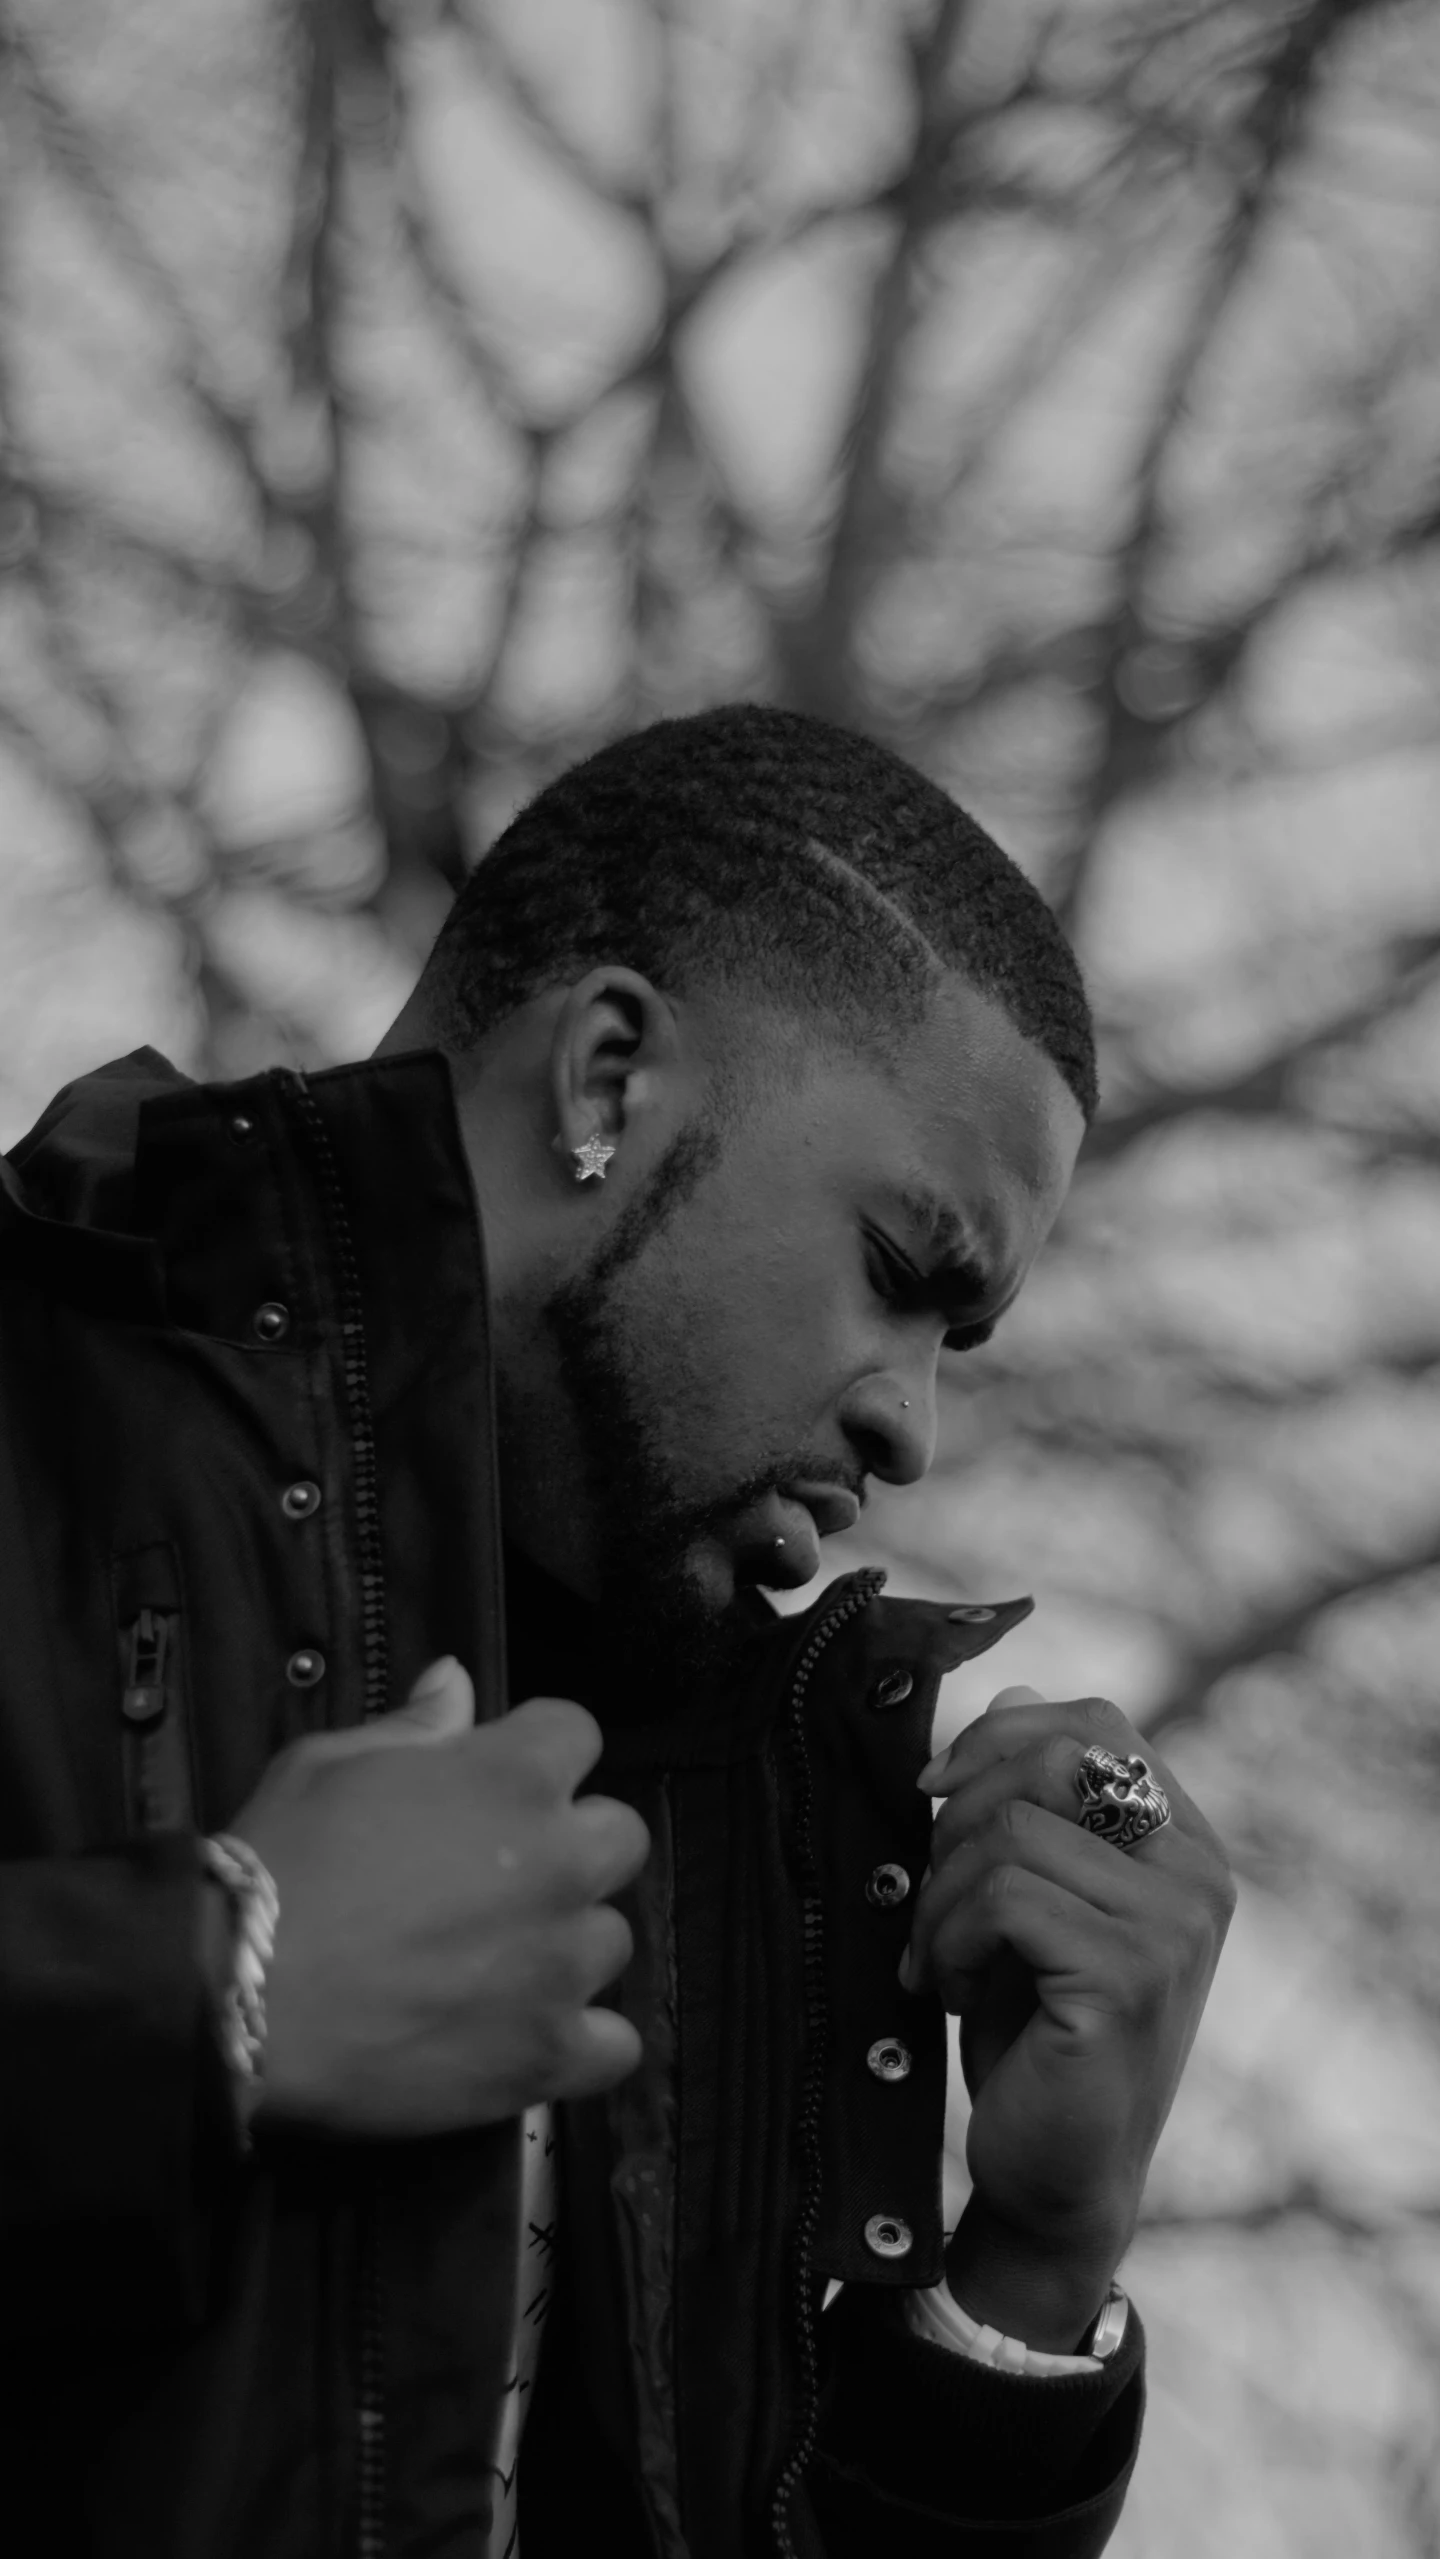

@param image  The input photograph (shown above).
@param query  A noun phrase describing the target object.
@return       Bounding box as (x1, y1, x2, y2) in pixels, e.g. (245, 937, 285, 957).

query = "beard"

(535, 1118, 789, 1709)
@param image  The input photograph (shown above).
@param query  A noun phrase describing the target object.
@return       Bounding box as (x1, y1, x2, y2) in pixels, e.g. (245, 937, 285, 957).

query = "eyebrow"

(891, 1184, 1001, 1340)
(895, 1185, 991, 1293)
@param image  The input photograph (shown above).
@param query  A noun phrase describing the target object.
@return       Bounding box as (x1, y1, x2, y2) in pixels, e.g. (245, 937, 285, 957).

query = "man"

(0, 706, 1232, 2557)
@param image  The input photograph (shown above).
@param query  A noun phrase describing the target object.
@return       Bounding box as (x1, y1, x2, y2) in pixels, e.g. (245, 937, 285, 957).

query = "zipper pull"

(122, 1606, 170, 1727)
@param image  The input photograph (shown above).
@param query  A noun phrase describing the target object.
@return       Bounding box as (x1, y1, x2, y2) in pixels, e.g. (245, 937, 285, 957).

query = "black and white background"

(2, 4, 1438, 2547)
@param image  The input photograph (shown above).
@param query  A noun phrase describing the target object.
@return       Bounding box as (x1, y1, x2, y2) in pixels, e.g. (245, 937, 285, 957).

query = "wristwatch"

(1081, 2282, 1130, 2361)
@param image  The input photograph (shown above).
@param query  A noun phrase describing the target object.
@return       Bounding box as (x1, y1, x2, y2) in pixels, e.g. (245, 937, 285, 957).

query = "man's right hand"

(225, 1658, 649, 2138)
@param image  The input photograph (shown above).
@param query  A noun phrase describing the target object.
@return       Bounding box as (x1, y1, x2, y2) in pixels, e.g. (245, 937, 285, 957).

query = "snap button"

(869, 1668, 914, 1711)
(281, 1480, 321, 1520)
(228, 1113, 257, 1144)
(285, 1648, 325, 1687)
(865, 1862, 911, 1909)
(253, 1301, 290, 1343)
(867, 2038, 912, 2083)
(863, 2213, 913, 2260)
(948, 1604, 996, 1625)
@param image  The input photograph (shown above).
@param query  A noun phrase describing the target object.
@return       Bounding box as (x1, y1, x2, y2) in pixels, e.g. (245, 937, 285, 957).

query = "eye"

(865, 1232, 919, 1308)
(866, 1228, 999, 1355)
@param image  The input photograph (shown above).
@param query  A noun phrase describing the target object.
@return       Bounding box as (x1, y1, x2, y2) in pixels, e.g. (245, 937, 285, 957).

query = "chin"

(684, 1533, 743, 1614)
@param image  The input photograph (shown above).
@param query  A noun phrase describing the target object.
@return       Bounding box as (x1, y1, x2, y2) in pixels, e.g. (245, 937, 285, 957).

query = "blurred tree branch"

(1148, 1526, 1440, 1737)
(1046, 0, 1381, 934)
(1085, 925, 1440, 1162)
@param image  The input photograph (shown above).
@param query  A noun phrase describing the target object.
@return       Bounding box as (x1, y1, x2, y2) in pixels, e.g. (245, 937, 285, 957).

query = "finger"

(565, 1899, 636, 2001)
(921, 1695, 1208, 1847)
(545, 2002, 644, 2101)
(904, 1799, 1148, 1992)
(930, 1730, 1197, 1870)
(930, 1730, 1092, 1864)
(914, 1685, 1047, 1789)
(319, 1657, 476, 1752)
(920, 1787, 1224, 1980)
(921, 1693, 1135, 1793)
(556, 1794, 652, 1902)
(921, 1860, 1119, 2019)
(394, 1656, 475, 1736)
(490, 1694, 606, 1798)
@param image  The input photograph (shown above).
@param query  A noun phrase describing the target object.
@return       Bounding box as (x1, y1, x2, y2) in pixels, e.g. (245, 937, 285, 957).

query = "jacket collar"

(0, 1048, 188, 1322)
(11, 1053, 1035, 1727)
(564, 1566, 1035, 1775)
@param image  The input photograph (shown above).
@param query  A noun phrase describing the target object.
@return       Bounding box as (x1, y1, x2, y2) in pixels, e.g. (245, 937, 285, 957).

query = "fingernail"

(897, 1946, 913, 1991)
(411, 1655, 458, 1698)
(916, 1753, 947, 1790)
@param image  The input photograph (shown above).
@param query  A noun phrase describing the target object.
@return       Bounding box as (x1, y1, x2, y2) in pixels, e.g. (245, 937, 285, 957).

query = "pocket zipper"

(122, 1605, 171, 1728)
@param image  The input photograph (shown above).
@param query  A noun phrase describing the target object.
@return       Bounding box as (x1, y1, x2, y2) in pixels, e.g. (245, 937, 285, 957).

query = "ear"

(548, 966, 683, 1173)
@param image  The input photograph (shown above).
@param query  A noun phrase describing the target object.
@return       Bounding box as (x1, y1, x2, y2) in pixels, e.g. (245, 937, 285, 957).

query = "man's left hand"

(901, 1685, 1235, 2351)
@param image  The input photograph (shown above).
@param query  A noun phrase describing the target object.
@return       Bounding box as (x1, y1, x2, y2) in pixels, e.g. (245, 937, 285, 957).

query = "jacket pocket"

(112, 1541, 197, 1837)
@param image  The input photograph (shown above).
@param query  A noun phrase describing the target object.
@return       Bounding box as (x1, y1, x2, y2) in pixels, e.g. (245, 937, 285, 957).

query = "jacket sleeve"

(807, 2282, 1144, 2559)
(0, 1835, 242, 2345)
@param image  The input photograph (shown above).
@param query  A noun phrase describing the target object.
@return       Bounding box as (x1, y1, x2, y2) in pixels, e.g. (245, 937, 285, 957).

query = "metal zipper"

(768, 1568, 886, 2559)
(286, 1074, 391, 2559)
(286, 1076, 390, 1730)
(122, 1607, 170, 1726)
(120, 1606, 177, 1836)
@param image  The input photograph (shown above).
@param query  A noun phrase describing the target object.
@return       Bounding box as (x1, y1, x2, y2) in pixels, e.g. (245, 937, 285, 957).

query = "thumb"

(915, 1682, 1050, 1794)
(378, 1655, 476, 1742)
(985, 1683, 1046, 1713)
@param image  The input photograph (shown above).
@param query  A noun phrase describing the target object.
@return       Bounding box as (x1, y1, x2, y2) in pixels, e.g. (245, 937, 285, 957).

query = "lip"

(784, 1482, 861, 1539)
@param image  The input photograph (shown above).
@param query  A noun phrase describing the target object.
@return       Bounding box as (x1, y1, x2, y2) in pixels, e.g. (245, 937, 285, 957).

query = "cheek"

(690, 1200, 817, 1344)
(671, 1231, 856, 1429)
(620, 1237, 813, 1458)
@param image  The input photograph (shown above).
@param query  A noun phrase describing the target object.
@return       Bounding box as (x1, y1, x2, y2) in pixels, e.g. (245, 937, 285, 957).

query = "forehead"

(855, 977, 1084, 1289)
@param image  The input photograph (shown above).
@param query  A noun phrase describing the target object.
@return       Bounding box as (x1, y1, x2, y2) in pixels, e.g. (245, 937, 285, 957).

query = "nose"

(839, 1370, 937, 1490)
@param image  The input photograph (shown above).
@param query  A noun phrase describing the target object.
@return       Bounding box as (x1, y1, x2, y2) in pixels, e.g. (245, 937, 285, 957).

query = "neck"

(503, 1540, 603, 1712)
(502, 1538, 778, 1731)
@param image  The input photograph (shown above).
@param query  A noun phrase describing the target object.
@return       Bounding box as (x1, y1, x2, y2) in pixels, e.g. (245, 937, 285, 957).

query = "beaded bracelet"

(904, 2278, 1128, 2377)
(197, 1832, 280, 2152)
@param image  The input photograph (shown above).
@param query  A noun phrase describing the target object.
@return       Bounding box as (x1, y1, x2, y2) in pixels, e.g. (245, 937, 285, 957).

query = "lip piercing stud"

(774, 1536, 786, 1550)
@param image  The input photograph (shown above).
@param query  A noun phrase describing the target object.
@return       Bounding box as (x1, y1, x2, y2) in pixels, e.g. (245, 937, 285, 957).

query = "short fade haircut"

(417, 703, 1098, 1123)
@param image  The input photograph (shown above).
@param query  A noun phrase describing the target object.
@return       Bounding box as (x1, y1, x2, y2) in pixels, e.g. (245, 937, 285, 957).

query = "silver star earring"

(572, 1133, 616, 1182)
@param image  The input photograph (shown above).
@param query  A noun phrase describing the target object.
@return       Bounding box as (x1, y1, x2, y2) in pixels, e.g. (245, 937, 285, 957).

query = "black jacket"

(0, 1051, 1143, 2559)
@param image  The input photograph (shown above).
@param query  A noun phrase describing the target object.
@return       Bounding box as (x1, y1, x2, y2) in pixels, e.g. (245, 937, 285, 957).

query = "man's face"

(498, 973, 1085, 1695)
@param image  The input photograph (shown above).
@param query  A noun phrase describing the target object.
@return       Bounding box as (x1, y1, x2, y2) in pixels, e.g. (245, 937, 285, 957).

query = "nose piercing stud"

(901, 1400, 910, 1410)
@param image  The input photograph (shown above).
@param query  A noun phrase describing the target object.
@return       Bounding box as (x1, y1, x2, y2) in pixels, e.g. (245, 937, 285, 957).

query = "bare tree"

(2, 0, 1438, 2545)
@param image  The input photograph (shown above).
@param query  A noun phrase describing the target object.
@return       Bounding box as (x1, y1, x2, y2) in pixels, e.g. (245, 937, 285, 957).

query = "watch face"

(1088, 2287, 1130, 2361)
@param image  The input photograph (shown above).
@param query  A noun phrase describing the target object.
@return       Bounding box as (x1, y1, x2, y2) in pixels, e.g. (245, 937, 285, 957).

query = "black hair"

(418, 704, 1098, 1122)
